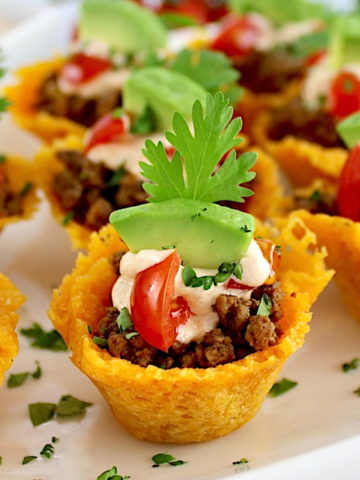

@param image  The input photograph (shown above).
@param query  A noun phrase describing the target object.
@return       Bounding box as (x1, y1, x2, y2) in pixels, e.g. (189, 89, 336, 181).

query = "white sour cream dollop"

(111, 240, 273, 345)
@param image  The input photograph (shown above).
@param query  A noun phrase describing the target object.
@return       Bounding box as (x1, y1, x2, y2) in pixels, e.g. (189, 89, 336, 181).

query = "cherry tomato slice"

(329, 72, 360, 119)
(337, 144, 360, 222)
(211, 15, 262, 59)
(305, 48, 326, 67)
(131, 251, 187, 351)
(226, 279, 253, 290)
(60, 53, 112, 86)
(84, 112, 129, 153)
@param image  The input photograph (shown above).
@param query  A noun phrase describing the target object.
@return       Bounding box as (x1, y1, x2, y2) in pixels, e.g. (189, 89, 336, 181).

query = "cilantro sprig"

(171, 49, 242, 103)
(140, 92, 256, 203)
(182, 262, 243, 290)
(151, 453, 187, 468)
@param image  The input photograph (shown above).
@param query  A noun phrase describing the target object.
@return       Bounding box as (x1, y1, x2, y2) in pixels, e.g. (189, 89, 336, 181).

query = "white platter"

(0, 3, 360, 479)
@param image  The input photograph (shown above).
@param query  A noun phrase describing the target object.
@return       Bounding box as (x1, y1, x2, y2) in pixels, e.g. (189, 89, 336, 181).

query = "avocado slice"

(110, 199, 254, 269)
(80, 0, 166, 54)
(329, 15, 360, 70)
(228, 0, 327, 25)
(123, 67, 208, 131)
(337, 112, 360, 149)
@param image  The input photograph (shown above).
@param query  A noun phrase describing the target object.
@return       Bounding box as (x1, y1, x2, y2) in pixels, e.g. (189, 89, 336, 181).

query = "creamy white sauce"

(87, 132, 169, 179)
(302, 58, 360, 109)
(111, 240, 272, 345)
(58, 68, 129, 98)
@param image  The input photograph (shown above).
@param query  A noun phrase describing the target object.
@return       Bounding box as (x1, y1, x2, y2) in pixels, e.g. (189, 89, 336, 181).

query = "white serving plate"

(0, 4, 360, 479)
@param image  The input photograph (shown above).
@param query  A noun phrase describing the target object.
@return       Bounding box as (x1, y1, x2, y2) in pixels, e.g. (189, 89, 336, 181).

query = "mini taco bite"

(252, 15, 360, 186)
(0, 154, 38, 231)
(5, 0, 167, 143)
(0, 274, 25, 385)
(50, 93, 332, 443)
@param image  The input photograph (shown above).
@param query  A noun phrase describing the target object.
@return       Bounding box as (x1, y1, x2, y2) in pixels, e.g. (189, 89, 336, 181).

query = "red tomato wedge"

(59, 53, 112, 86)
(329, 72, 360, 119)
(211, 15, 262, 59)
(84, 112, 129, 153)
(337, 144, 360, 222)
(131, 251, 190, 351)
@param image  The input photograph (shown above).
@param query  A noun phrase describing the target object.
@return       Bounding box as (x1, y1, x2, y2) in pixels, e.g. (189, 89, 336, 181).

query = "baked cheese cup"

(252, 110, 347, 187)
(36, 134, 286, 249)
(0, 274, 25, 385)
(49, 218, 332, 443)
(294, 210, 360, 322)
(0, 154, 38, 231)
(5, 59, 86, 143)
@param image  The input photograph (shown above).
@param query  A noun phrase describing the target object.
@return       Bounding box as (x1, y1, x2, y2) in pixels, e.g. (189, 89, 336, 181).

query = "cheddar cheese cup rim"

(5, 58, 86, 144)
(0, 274, 25, 385)
(49, 219, 333, 443)
(252, 110, 348, 187)
(0, 155, 39, 230)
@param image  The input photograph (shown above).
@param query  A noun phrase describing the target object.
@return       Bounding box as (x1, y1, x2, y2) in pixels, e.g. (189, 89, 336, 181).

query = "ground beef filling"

(52, 150, 147, 230)
(0, 172, 30, 217)
(235, 49, 305, 94)
(37, 74, 122, 127)
(95, 259, 283, 369)
(292, 188, 338, 215)
(268, 98, 343, 148)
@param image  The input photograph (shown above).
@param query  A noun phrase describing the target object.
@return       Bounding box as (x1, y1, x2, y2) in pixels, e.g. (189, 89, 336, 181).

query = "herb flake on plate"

(40, 443, 55, 459)
(269, 378, 298, 397)
(7, 361, 42, 388)
(232, 458, 249, 465)
(354, 387, 360, 397)
(29, 402, 57, 426)
(342, 358, 359, 372)
(55, 395, 93, 417)
(96, 465, 130, 480)
(151, 453, 187, 467)
(22, 455, 37, 465)
(20, 323, 67, 351)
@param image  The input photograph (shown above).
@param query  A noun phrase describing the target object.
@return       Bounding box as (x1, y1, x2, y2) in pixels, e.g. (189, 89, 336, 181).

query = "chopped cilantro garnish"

(22, 455, 37, 465)
(116, 307, 133, 332)
(171, 49, 241, 102)
(183, 261, 243, 290)
(130, 105, 157, 135)
(0, 153, 6, 163)
(140, 92, 256, 203)
(62, 211, 74, 226)
(310, 189, 323, 203)
(269, 378, 298, 397)
(51, 437, 59, 444)
(112, 107, 124, 119)
(55, 395, 93, 417)
(342, 358, 359, 372)
(354, 387, 360, 397)
(257, 294, 272, 316)
(29, 395, 92, 426)
(40, 443, 55, 459)
(20, 323, 67, 351)
(19, 181, 33, 197)
(7, 361, 42, 388)
(88, 325, 93, 334)
(0, 456, 2, 465)
(93, 336, 108, 348)
(232, 458, 249, 465)
(97, 466, 130, 480)
(151, 453, 187, 467)
(108, 166, 126, 187)
(125, 332, 139, 340)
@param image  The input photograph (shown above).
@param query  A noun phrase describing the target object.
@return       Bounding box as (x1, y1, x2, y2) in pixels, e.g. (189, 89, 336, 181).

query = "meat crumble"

(235, 49, 305, 94)
(52, 150, 147, 230)
(0, 172, 32, 218)
(268, 98, 343, 148)
(37, 74, 122, 127)
(94, 260, 284, 369)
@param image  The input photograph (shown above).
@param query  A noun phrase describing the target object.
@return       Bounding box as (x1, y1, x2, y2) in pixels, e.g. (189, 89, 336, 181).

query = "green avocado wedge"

(80, 0, 166, 54)
(123, 67, 207, 131)
(337, 112, 360, 149)
(329, 15, 360, 70)
(110, 199, 254, 269)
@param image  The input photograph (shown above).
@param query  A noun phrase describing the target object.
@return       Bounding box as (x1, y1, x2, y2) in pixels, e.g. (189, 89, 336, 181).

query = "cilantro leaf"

(97, 466, 130, 480)
(130, 105, 157, 135)
(7, 361, 42, 388)
(140, 92, 256, 203)
(20, 323, 67, 351)
(171, 49, 242, 102)
(29, 403, 56, 426)
(151, 453, 187, 467)
(22, 455, 37, 465)
(232, 458, 249, 465)
(342, 358, 359, 372)
(40, 443, 55, 459)
(269, 378, 298, 397)
(55, 395, 92, 417)
(257, 294, 272, 316)
(116, 308, 133, 332)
